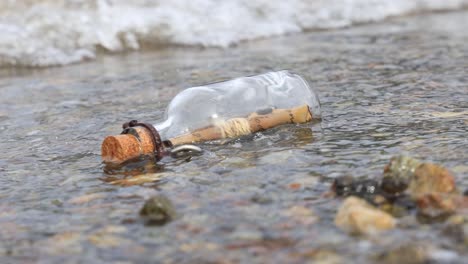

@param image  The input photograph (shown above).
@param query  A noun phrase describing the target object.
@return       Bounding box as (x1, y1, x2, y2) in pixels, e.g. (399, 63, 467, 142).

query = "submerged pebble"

(140, 195, 177, 226)
(375, 244, 428, 264)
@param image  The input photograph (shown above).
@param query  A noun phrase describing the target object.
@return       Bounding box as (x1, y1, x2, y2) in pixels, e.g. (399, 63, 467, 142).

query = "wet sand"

(0, 11, 467, 263)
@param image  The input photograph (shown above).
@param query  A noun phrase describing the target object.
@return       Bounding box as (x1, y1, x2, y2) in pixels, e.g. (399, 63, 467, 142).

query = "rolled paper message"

(101, 104, 313, 163)
(169, 104, 312, 145)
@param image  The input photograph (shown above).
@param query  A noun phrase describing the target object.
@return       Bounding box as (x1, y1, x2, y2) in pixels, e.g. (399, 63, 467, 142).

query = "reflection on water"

(0, 11, 467, 263)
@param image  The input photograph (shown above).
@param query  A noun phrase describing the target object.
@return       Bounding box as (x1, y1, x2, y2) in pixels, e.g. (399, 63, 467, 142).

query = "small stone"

(331, 176, 381, 201)
(99, 225, 127, 234)
(416, 193, 457, 218)
(179, 242, 219, 253)
(140, 195, 177, 226)
(331, 175, 354, 195)
(283, 205, 319, 225)
(442, 220, 468, 247)
(409, 163, 457, 199)
(288, 182, 302, 190)
(250, 193, 273, 204)
(376, 244, 428, 264)
(447, 214, 466, 225)
(416, 193, 468, 220)
(381, 156, 421, 194)
(302, 248, 342, 264)
(229, 228, 263, 242)
(379, 202, 410, 218)
(88, 234, 130, 248)
(51, 199, 63, 207)
(398, 215, 419, 228)
(335, 196, 396, 235)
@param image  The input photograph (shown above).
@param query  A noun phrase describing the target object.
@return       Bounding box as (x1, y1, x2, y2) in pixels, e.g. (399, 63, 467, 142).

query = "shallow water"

(1, 11, 468, 263)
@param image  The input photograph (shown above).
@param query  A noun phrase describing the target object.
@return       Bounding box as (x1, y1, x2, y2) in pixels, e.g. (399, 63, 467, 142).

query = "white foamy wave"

(1, 0, 467, 67)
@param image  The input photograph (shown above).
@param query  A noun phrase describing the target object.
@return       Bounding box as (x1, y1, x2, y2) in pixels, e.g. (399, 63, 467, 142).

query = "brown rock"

(416, 193, 468, 219)
(380, 157, 458, 200)
(409, 163, 457, 198)
(376, 244, 428, 264)
(335, 196, 396, 235)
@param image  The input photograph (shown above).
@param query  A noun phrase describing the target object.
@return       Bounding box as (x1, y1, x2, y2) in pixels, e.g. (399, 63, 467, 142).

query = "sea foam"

(1, 0, 467, 67)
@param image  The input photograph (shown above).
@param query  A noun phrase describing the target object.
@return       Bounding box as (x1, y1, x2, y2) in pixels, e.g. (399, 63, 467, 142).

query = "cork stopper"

(101, 126, 155, 163)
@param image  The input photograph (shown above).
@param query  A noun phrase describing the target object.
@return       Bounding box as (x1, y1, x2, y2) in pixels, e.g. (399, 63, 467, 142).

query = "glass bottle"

(102, 70, 321, 163)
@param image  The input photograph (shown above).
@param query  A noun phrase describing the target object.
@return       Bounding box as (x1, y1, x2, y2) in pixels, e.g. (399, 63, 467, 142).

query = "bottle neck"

(153, 118, 172, 139)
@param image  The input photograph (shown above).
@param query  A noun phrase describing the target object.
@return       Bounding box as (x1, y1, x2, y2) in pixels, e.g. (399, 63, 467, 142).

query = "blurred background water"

(1, 0, 468, 66)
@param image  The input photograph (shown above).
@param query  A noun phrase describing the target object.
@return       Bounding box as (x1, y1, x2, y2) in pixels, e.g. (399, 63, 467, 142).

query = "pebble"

(381, 156, 458, 198)
(88, 234, 130, 248)
(381, 156, 421, 194)
(302, 248, 342, 264)
(375, 244, 428, 264)
(250, 193, 273, 204)
(335, 196, 396, 235)
(179, 242, 219, 253)
(442, 219, 468, 246)
(331, 175, 381, 201)
(140, 195, 177, 226)
(379, 156, 464, 220)
(416, 193, 468, 219)
(408, 163, 457, 199)
(229, 228, 263, 242)
(283, 205, 319, 225)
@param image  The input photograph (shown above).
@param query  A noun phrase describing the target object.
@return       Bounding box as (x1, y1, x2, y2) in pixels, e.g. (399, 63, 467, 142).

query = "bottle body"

(102, 70, 321, 163)
(155, 70, 321, 140)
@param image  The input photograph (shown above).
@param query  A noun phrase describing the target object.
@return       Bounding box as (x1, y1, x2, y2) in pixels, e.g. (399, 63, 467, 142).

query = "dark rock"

(250, 193, 273, 204)
(331, 176, 381, 201)
(140, 195, 177, 226)
(442, 222, 467, 244)
(381, 156, 458, 205)
(381, 156, 421, 194)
